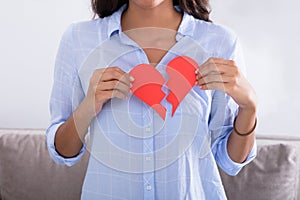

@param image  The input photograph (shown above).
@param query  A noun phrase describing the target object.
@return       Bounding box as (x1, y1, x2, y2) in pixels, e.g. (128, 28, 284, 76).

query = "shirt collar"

(174, 5, 196, 38)
(106, 4, 195, 38)
(107, 4, 127, 38)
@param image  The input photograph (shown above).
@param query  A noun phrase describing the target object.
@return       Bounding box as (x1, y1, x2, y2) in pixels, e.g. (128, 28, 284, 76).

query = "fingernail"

(130, 83, 133, 88)
(130, 76, 135, 82)
(195, 69, 199, 74)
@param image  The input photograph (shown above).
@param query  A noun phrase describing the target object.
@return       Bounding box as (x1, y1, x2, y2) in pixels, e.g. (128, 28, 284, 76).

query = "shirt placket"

(135, 48, 155, 200)
(142, 107, 155, 199)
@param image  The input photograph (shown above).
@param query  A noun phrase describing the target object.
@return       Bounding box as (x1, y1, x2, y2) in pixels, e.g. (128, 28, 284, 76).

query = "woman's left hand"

(196, 58, 257, 110)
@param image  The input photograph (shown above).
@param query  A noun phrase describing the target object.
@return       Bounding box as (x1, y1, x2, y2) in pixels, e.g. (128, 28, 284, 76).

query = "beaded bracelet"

(233, 117, 257, 136)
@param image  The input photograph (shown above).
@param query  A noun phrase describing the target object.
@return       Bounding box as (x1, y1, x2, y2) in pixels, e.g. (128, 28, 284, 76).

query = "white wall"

(0, 0, 91, 129)
(0, 1, 299, 136)
(210, 0, 300, 136)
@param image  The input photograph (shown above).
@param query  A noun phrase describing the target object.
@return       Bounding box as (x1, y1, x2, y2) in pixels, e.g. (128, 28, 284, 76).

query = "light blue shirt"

(46, 5, 256, 200)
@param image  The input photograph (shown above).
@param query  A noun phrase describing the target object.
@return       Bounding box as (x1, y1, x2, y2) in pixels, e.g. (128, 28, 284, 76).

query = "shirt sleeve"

(210, 36, 257, 176)
(46, 23, 87, 167)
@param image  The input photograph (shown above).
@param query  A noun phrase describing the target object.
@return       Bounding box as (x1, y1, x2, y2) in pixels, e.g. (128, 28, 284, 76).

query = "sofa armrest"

(0, 129, 90, 200)
(219, 135, 300, 200)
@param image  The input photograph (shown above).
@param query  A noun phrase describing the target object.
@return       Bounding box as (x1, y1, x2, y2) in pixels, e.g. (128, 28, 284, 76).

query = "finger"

(92, 67, 132, 86)
(101, 68, 132, 86)
(207, 58, 236, 66)
(198, 64, 237, 78)
(197, 59, 220, 77)
(197, 74, 234, 85)
(95, 90, 127, 102)
(109, 89, 127, 100)
(105, 67, 133, 81)
(198, 82, 228, 92)
(97, 80, 131, 94)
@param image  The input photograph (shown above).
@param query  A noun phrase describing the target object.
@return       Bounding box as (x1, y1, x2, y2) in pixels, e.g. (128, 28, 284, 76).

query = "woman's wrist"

(237, 88, 258, 112)
(234, 105, 257, 136)
(80, 97, 98, 121)
(239, 90, 257, 112)
(239, 104, 257, 116)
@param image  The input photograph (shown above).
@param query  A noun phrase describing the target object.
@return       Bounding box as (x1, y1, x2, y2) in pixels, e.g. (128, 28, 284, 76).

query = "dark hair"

(91, 0, 211, 22)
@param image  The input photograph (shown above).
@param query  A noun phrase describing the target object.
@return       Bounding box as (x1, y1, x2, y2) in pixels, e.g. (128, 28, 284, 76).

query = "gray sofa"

(0, 129, 299, 200)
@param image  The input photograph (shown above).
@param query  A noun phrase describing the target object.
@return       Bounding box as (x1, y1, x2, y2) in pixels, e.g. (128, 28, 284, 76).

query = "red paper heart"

(129, 64, 167, 120)
(129, 56, 198, 120)
(166, 56, 198, 116)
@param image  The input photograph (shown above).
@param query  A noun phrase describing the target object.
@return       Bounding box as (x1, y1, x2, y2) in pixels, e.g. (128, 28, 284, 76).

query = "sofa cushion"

(1, 130, 299, 200)
(0, 132, 90, 200)
(219, 143, 298, 200)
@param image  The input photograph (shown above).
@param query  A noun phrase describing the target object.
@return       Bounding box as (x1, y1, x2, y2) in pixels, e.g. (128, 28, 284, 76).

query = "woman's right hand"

(84, 67, 133, 118)
(55, 66, 132, 158)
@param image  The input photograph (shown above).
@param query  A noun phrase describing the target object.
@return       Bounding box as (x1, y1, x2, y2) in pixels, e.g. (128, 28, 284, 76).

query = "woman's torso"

(68, 5, 236, 200)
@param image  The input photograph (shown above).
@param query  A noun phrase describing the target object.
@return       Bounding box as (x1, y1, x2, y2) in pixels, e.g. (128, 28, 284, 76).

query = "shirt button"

(145, 156, 152, 161)
(145, 127, 151, 132)
(146, 185, 152, 191)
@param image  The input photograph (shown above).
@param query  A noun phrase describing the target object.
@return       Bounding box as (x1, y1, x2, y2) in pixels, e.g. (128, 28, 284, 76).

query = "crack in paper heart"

(129, 56, 198, 120)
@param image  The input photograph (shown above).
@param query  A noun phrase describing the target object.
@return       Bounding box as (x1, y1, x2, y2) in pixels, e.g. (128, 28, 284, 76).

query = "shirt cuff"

(46, 122, 86, 167)
(215, 131, 257, 176)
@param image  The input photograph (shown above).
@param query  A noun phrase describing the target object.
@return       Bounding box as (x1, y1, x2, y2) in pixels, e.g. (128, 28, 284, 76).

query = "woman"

(47, 0, 257, 199)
